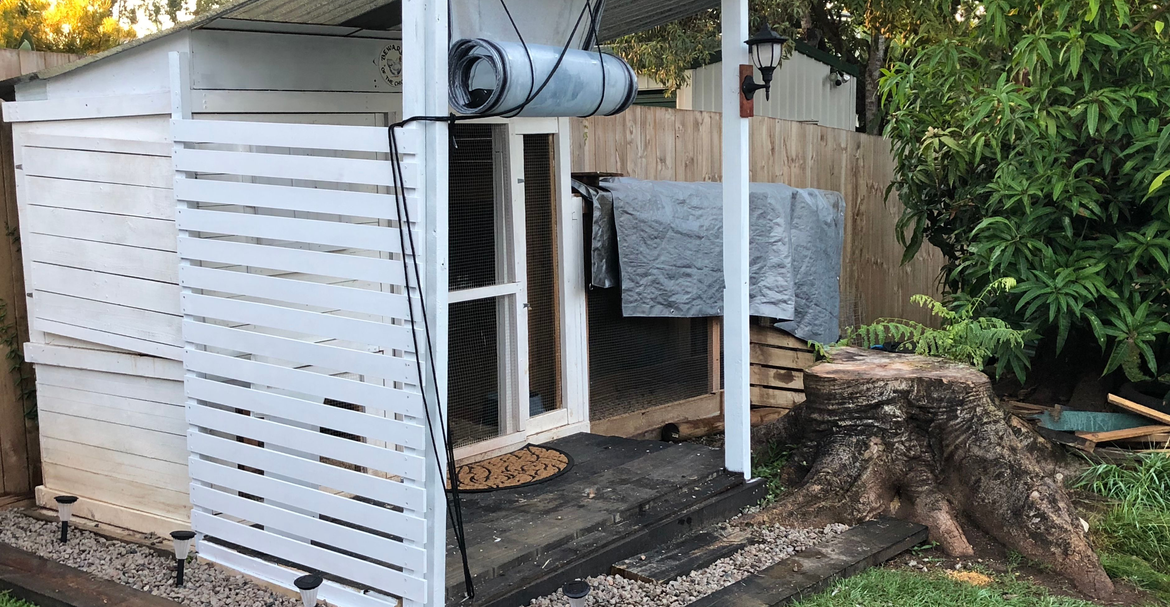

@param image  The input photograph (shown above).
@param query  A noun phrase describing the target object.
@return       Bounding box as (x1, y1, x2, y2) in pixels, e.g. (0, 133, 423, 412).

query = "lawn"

(792, 568, 1110, 607)
(0, 592, 35, 607)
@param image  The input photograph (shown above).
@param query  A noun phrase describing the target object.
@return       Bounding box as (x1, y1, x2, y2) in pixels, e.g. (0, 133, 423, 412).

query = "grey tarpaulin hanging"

(449, 39, 638, 117)
(574, 178, 846, 344)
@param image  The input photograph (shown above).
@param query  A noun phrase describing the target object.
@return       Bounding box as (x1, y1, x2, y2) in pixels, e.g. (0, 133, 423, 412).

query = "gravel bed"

(529, 522, 849, 607)
(0, 510, 299, 607)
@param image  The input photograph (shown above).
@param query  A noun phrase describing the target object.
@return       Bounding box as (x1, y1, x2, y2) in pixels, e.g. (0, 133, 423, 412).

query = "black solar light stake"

(53, 496, 78, 543)
(295, 574, 323, 607)
(563, 579, 590, 607)
(170, 530, 196, 586)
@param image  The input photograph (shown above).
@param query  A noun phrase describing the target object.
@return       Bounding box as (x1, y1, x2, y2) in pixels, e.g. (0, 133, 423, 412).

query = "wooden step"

(687, 518, 928, 607)
(0, 542, 182, 607)
(612, 529, 750, 583)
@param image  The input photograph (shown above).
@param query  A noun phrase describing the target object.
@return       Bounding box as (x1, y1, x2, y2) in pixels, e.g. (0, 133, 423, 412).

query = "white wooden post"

(402, 1, 449, 605)
(722, 0, 751, 478)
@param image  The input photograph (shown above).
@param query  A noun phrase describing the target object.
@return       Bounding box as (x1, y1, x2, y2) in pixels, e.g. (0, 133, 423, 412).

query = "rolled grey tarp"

(449, 39, 637, 118)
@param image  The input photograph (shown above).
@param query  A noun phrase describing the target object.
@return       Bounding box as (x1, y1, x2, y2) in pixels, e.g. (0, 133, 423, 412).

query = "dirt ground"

(883, 522, 1157, 606)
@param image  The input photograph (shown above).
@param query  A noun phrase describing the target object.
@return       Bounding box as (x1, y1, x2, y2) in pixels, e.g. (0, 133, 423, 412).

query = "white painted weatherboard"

(174, 118, 429, 607)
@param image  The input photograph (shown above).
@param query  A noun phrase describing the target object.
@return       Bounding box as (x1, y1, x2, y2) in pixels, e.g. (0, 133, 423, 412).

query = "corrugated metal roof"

(2, 0, 715, 88)
(597, 0, 719, 40)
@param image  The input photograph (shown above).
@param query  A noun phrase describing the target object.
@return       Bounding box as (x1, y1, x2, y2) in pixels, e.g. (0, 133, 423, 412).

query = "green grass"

(791, 568, 1103, 607)
(1075, 454, 1170, 602)
(0, 592, 37, 607)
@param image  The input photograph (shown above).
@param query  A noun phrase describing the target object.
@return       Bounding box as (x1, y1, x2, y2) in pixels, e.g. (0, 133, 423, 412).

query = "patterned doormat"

(452, 445, 573, 492)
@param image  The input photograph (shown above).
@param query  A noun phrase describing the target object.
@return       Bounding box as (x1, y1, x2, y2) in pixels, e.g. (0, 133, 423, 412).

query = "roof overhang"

(2, 0, 721, 89)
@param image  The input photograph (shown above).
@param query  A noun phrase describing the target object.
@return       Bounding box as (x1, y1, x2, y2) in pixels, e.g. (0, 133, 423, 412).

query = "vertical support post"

(403, 1, 449, 606)
(722, 0, 751, 479)
(555, 117, 590, 426)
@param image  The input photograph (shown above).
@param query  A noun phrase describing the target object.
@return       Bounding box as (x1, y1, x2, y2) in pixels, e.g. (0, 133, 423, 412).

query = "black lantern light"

(53, 495, 78, 543)
(741, 24, 789, 101)
(294, 574, 323, 607)
(563, 579, 591, 607)
(170, 530, 196, 586)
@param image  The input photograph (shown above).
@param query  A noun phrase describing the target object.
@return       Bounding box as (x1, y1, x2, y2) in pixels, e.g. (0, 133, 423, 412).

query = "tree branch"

(1132, 4, 1169, 32)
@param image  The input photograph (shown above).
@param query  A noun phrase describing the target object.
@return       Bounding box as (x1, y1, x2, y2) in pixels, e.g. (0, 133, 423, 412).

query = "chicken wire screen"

(449, 124, 505, 447)
(524, 134, 561, 416)
(587, 287, 711, 421)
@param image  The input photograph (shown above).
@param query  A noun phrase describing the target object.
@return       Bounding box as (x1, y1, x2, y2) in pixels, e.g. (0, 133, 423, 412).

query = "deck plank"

(0, 542, 182, 607)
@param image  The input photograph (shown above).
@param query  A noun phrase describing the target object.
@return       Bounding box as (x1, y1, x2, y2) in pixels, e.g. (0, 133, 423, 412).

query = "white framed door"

(450, 118, 587, 462)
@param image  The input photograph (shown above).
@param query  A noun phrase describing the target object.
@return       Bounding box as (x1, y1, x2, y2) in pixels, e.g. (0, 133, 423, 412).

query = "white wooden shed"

(0, 0, 766, 605)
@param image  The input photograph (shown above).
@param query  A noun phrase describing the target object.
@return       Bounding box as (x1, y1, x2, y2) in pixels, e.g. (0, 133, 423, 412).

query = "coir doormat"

(451, 445, 573, 492)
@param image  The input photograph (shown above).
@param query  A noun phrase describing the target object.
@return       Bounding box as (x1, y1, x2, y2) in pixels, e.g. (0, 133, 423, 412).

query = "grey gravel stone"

(0, 510, 299, 607)
(528, 521, 849, 606)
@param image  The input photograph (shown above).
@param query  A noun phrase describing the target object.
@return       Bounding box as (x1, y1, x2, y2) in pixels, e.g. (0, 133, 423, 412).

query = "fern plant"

(837, 278, 1031, 380)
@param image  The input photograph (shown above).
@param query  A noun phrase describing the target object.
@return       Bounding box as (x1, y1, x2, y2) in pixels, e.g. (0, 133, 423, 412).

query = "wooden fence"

(570, 105, 947, 328)
(0, 49, 80, 500)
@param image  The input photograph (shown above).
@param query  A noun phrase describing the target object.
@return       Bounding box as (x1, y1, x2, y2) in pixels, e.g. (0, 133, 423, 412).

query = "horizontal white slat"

(39, 384, 186, 436)
(189, 484, 425, 574)
(36, 291, 182, 347)
(174, 177, 418, 221)
(27, 206, 177, 252)
(23, 133, 173, 157)
(41, 436, 190, 494)
(173, 148, 417, 189)
(196, 543, 402, 607)
(184, 349, 422, 418)
(179, 265, 410, 319)
(188, 431, 423, 512)
(186, 405, 424, 480)
(448, 282, 522, 304)
(34, 319, 183, 361)
(183, 321, 418, 387)
(172, 119, 421, 155)
(192, 512, 425, 602)
(25, 176, 174, 219)
(182, 293, 413, 352)
(23, 146, 173, 188)
(3, 92, 171, 122)
(176, 208, 413, 254)
(178, 238, 405, 285)
(40, 411, 188, 464)
(188, 458, 423, 544)
(29, 233, 179, 284)
(34, 263, 181, 315)
(185, 376, 422, 449)
(24, 343, 185, 381)
(36, 365, 185, 405)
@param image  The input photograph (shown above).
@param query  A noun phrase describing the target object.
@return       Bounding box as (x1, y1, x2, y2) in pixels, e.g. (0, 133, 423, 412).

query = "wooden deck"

(446, 433, 766, 607)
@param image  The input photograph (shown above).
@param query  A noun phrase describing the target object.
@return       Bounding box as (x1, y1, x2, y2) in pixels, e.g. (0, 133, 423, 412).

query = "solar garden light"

(294, 573, 323, 607)
(562, 579, 590, 607)
(53, 495, 78, 543)
(170, 530, 196, 586)
(741, 23, 789, 101)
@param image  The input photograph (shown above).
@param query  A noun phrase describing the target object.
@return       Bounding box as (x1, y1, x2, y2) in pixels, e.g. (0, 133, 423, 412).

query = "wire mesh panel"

(523, 134, 560, 416)
(587, 287, 710, 420)
(173, 118, 429, 607)
(448, 124, 508, 447)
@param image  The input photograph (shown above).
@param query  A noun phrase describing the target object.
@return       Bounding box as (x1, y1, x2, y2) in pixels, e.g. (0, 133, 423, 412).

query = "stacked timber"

(749, 325, 814, 412)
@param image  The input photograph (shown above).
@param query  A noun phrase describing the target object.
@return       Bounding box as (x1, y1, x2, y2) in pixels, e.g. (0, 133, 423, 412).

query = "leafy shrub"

(839, 278, 1030, 378)
(881, 0, 1170, 380)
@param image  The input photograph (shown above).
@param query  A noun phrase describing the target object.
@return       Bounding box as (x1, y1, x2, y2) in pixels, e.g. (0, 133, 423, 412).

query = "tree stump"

(751, 348, 1113, 599)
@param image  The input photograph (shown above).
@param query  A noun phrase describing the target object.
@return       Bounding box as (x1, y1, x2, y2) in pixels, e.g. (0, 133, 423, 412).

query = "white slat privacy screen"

(173, 118, 431, 607)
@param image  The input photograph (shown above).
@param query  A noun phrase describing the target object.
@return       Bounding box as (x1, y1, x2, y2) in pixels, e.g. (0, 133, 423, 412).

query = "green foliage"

(751, 443, 790, 505)
(0, 0, 133, 53)
(0, 592, 36, 607)
(1076, 454, 1170, 601)
(839, 278, 1031, 379)
(882, 0, 1170, 381)
(791, 567, 1104, 607)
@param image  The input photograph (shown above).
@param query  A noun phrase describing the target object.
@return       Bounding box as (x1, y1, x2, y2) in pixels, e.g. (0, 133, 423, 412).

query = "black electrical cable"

(383, 2, 613, 599)
(386, 125, 475, 599)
